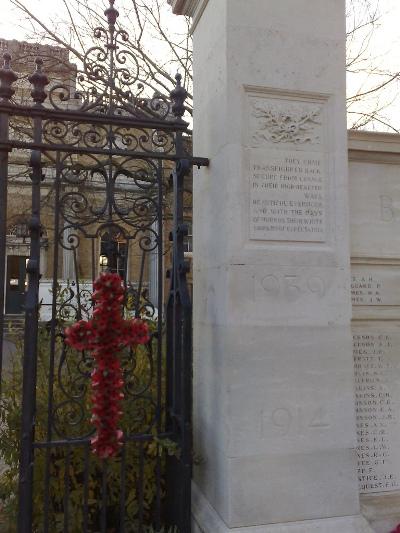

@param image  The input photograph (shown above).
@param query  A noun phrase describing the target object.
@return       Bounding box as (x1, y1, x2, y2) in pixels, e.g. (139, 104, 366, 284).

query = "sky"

(1, 0, 400, 131)
(360, 0, 400, 71)
(0, 0, 183, 41)
(346, 0, 400, 129)
(0, 0, 73, 41)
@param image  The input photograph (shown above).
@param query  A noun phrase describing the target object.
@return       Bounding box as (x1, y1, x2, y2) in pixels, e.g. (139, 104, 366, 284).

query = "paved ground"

(2, 339, 15, 359)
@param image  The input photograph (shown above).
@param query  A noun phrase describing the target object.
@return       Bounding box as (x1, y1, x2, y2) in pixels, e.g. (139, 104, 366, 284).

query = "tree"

(346, 0, 400, 131)
(8, 0, 193, 115)
(6, 0, 400, 130)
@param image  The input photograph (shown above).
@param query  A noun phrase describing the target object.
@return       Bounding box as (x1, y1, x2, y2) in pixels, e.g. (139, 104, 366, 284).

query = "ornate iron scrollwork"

(0, 1, 209, 531)
(47, 0, 173, 121)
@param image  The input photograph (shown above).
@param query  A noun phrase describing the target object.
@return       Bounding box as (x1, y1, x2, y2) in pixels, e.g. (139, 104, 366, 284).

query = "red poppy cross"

(65, 272, 150, 459)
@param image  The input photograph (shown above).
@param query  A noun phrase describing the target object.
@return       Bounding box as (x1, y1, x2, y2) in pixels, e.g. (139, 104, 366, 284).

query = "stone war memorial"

(3, 0, 400, 531)
(168, 1, 400, 532)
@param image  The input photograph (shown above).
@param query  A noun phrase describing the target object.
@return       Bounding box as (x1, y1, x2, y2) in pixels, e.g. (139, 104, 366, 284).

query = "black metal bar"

(17, 113, 43, 533)
(0, 109, 10, 390)
(119, 443, 127, 533)
(176, 159, 193, 532)
(165, 154, 193, 532)
(73, 249, 82, 319)
(138, 442, 144, 533)
(82, 443, 90, 533)
(165, 206, 177, 525)
(155, 159, 164, 531)
(33, 431, 174, 448)
(43, 154, 62, 533)
(0, 138, 209, 166)
(63, 446, 71, 533)
(100, 460, 108, 533)
(0, 102, 189, 131)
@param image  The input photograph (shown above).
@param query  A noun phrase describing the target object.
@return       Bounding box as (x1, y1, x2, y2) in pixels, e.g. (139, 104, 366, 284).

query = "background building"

(1, 38, 193, 322)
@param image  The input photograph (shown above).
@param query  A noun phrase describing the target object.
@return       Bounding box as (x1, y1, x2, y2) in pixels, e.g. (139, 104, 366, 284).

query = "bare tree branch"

(6, 0, 400, 130)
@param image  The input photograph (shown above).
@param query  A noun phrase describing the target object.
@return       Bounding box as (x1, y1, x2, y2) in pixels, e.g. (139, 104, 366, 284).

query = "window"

(183, 221, 192, 254)
(99, 231, 127, 279)
(7, 218, 30, 242)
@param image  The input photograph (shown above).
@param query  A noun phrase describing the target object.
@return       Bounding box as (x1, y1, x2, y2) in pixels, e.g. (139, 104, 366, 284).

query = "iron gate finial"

(28, 57, 50, 106)
(0, 52, 18, 102)
(170, 72, 188, 120)
(105, 0, 119, 26)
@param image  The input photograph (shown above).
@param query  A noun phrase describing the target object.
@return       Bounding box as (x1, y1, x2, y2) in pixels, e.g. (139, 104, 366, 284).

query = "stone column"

(148, 221, 159, 306)
(170, 1, 373, 531)
(62, 225, 75, 281)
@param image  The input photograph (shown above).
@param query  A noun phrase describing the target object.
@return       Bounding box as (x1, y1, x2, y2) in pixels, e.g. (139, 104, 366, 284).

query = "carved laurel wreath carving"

(251, 100, 322, 146)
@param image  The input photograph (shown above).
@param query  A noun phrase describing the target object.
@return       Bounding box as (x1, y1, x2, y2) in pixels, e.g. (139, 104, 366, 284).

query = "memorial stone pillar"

(169, 1, 374, 531)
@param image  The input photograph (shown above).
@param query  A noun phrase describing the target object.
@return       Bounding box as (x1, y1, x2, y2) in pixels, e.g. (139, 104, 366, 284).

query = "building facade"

(1, 38, 193, 320)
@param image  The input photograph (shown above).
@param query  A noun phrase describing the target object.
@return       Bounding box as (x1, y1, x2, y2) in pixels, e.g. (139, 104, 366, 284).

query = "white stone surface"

(349, 134, 400, 262)
(62, 225, 75, 280)
(178, 0, 364, 529)
(348, 131, 400, 530)
(192, 483, 374, 533)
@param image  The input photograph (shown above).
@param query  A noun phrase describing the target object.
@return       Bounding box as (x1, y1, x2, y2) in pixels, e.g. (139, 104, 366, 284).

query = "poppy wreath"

(65, 272, 150, 459)
(391, 525, 400, 533)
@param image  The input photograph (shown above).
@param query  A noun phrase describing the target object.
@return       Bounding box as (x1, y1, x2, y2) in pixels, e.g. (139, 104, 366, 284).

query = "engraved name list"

(353, 330, 400, 493)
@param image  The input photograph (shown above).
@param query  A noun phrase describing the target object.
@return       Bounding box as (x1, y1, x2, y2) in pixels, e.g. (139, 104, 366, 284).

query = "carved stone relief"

(246, 91, 328, 242)
(250, 98, 323, 148)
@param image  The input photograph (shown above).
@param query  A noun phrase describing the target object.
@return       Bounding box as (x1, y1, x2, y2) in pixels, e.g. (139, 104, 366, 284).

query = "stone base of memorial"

(192, 483, 374, 533)
(361, 492, 400, 533)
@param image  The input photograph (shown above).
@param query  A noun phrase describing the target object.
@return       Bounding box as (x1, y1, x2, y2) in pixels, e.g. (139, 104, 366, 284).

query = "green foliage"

(0, 317, 179, 532)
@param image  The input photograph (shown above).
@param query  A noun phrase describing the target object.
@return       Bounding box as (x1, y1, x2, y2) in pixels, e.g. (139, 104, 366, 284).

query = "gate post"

(0, 52, 17, 386)
(0, 123, 8, 383)
(17, 58, 49, 533)
(165, 138, 193, 530)
(170, 1, 374, 532)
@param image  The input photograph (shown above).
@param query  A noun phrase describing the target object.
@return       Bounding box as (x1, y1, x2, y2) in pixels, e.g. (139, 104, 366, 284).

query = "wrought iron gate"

(0, 2, 207, 531)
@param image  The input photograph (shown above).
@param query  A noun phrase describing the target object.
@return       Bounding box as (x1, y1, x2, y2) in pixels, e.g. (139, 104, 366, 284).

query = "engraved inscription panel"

(351, 265, 400, 309)
(247, 92, 328, 243)
(352, 273, 383, 306)
(250, 151, 326, 241)
(353, 326, 400, 493)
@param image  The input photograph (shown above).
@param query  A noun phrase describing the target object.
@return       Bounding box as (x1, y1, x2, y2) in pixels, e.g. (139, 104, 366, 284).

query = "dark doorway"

(5, 255, 28, 314)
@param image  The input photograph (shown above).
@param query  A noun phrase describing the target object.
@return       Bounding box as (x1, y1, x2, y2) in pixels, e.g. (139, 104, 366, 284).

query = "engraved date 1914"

(261, 406, 331, 438)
